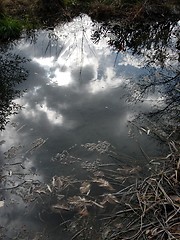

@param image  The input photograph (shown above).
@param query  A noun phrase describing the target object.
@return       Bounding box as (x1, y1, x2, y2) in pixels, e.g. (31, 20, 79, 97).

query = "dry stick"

(125, 203, 141, 217)
(163, 174, 176, 191)
(124, 180, 161, 238)
(145, 200, 162, 214)
(142, 180, 151, 201)
(113, 183, 136, 195)
(157, 181, 178, 208)
(169, 141, 179, 152)
(165, 229, 178, 240)
(129, 215, 144, 240)
(153, 219, 178, 240)
(4, 162, 22, 166)
(138, 143, 150, 163)
(0, 180, 27, 190)
(166, 208, 180, 224)
(136, 191, 144, 215)
(125, 216, 141, 232)
(132, 0, 148, 20)
(154, 211, 167, 235)
(111, 221, 158, 240)
(102, 175, 128, 186)
(99, 208, 139, 220)
(169, 220, 180, 232)
(109, 153, 134, 167)
(71, 228, 85, 240)
(162, 198, 168, 222)
(122, 221, 158, 234)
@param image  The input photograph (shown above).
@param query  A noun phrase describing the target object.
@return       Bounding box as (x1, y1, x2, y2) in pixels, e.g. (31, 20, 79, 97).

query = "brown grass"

(0, 0, 180, 23)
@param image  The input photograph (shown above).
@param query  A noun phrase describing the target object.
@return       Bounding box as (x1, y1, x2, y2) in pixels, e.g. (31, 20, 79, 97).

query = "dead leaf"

(90, 200, 104, 208)
(51, 203, 70, 211)
(34, 189, 47, 194)
(117, 166, 141, 175)
(52, 176, 63, 188)
(68, 196, 103, 209)
(68, 196, 92, 208)
(93, 171, 105, 177)
(78, 207, 89, 217)
(115, 223, 123, 229)
(101, 194, 119, 205)
(80, 182, 91, 195)
(129, 166, 142, 174)
(92, 178, 114, 191)
(57, 194, 65, 200)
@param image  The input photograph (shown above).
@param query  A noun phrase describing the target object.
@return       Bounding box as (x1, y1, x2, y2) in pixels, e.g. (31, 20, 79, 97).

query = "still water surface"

(0, 15, 178, 239)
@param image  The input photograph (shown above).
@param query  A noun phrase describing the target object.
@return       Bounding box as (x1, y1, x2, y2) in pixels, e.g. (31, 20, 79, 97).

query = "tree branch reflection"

(0, 47, 29, 130)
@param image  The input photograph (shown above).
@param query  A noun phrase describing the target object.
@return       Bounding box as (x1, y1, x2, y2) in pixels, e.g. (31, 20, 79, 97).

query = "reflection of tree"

(92, 20, 179, 66)
(0, 48, 29, 130)
(91, 20, 180, 126)
(137, 67, 180, 128)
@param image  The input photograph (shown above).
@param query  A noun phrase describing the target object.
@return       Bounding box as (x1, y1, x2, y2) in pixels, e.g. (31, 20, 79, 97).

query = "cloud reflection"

(0, 14, 163, 180)
(0, 15, 169, 237)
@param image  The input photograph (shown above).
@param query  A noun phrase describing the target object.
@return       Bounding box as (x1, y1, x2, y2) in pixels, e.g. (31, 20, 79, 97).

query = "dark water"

(0, 15, 179, 239)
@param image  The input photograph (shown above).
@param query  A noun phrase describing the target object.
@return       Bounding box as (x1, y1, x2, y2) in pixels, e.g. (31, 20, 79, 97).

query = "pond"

(0, 15, 179, 239)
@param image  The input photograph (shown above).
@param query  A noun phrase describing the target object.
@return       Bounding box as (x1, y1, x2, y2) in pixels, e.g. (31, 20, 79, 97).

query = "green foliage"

(0, 16, 23, 41)
(0, 15, 35, 41)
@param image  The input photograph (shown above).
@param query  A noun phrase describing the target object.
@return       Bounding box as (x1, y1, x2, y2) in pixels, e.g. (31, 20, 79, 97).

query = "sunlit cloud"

(89, 67, 124, 93)
(119, 53, 144, 68)
(33, 56, 55, 68)
(48, 68, 72, 86)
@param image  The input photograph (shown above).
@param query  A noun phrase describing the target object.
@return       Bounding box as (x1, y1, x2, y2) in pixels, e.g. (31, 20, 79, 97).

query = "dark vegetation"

(91, 19, 180, 128)
(0, 0, 180, 41)
(0, 47, 29, 130)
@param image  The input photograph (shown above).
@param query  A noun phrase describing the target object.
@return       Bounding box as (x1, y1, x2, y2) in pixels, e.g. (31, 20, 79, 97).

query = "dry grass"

(1, 0, 179, 23)
(0, 129, 179, 239)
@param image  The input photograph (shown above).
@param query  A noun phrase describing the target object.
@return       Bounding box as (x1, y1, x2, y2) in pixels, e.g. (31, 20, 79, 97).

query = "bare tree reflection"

(0, 47, 29, 130)
(92, 20, 179, 65)
(91, 20, 180, 127)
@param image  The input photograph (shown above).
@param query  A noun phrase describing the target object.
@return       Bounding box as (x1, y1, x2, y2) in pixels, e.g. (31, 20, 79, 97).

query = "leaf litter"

(1, 137, 179, 240)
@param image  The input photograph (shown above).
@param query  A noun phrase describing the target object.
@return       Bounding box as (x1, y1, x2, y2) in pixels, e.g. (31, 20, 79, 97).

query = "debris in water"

(81, 141, 111, 154)
(0, 201, 4, 208)
(26, 138, 48, 154)
(52, 176, 63, 189)
(80, 182, 91, 195)
(51, 203, 70, 212)
(47, 184, 52, 193)
(92, 178, 114, 191)
(4, 145, 23, 159)
(100, 194, 119, 205)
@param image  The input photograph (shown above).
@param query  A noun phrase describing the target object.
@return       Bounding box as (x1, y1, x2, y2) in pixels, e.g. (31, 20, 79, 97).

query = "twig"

(0, 180, 27, 190)
(71, 228, 85, 240)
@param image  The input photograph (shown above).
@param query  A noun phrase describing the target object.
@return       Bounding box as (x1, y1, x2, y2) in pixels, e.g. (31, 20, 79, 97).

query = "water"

(0, 15, 179, 239)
